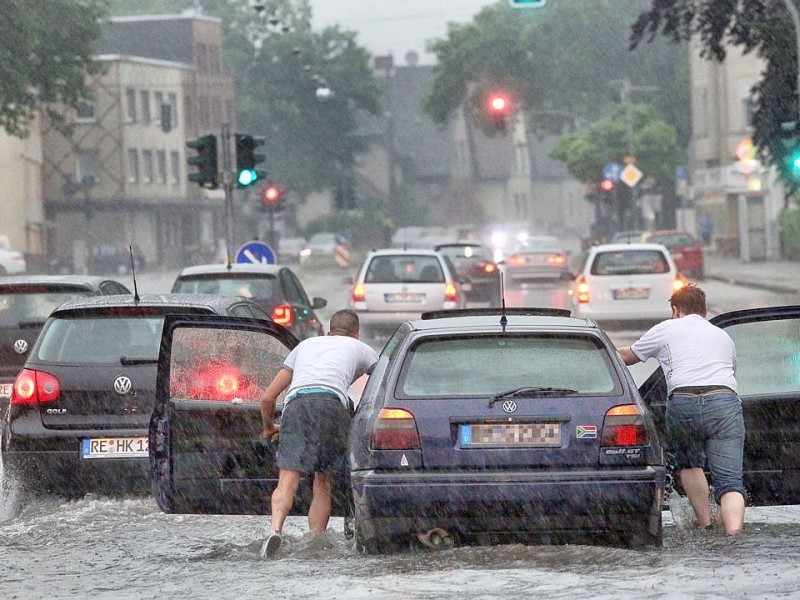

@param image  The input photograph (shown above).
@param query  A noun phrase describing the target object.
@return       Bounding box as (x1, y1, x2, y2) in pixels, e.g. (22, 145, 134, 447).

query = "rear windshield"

(437, 245, 490, 260)
(0, 289, 91, 326)
(514, 238, 561, 252)
(365, 255, 444, 284)
(591, 250, 670, 276)
(173, 274, 278, 303)
(399, 335, 620, 398)
(36, 316, 164, 364)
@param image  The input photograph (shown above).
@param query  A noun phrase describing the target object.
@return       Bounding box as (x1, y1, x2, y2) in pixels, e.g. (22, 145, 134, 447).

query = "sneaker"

(260, 532, 282, 558)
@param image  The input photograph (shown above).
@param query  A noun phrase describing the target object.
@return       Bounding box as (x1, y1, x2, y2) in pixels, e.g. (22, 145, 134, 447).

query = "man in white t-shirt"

(258, 309, 379, 557)
(618, 284, 746, 536)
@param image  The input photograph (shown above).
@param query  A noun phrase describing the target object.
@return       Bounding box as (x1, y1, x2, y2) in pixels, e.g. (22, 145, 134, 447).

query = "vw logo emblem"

(502, 400, 517, 413)
(13, 339, 28, 354)
(114, 375, 133, 396)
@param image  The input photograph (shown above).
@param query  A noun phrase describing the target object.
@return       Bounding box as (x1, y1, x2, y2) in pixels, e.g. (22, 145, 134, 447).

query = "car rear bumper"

(572, 302, 672, 322)
(505, 267, 565, 281)
(352, 467, 665, 539)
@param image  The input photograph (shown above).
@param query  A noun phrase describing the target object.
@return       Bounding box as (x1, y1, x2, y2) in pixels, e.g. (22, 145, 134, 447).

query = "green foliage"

(424, 0, 689, 145)
(0, 0, 110, 137)
(779, 207, 800, 260)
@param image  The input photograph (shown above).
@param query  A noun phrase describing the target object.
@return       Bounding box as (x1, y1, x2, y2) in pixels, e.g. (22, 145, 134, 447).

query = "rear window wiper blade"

(120, 356, 158, 365)
(489, 386, 578, 408)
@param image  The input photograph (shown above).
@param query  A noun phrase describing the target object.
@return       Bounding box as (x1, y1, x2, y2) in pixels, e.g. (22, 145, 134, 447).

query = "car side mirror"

(312, 297, 327, 309)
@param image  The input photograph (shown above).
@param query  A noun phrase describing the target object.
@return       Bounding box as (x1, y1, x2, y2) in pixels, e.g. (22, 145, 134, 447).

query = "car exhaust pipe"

(416, 527, 454, 550)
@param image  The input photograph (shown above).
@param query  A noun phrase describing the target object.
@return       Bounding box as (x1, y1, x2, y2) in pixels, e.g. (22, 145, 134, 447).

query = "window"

(76, 93, 96, 122)
(399, 335, 620, 398)
(126, 149, 139, 183)
(727, 318, 800, 396)
(591, 250, 670, 276)
(168, 93, 178, 127)
(184, 96, 193, 129)
(157, 150, 167, 185)
(140, 90, 151, 124)
(142, 150, 153, 184)
(170, 150, 181, 185)
(199, 97, 209, 127)
(75, 151, 98, 186)
(126, 88, 136, 123)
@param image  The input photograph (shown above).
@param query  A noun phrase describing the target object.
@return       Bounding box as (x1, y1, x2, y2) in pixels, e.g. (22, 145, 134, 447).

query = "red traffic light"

(261, 184, 282, 211)
(487, 92, 510, 115)
(599, 179, 615, 192)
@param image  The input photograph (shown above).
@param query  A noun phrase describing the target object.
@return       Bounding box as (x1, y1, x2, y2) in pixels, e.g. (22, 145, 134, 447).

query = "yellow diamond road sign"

(620, 164, 643, 187)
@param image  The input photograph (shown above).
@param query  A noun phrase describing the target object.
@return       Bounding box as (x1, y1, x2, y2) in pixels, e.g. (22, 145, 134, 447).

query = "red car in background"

(642, 230, 704, 279)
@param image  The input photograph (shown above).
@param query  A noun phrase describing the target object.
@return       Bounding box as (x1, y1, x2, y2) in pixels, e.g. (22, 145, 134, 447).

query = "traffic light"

(235, 134, 266, 188)
(486, 91, 511, 131)
(261, 183, 282, 212)
(599, 178, 615, 193)
(186, 134, 218, 189)
(508, 0, 547, 7)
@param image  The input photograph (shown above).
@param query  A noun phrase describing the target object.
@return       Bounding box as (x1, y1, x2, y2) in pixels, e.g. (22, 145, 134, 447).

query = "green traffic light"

(237, 169, 258, 186)
(793, 154, 800, 171)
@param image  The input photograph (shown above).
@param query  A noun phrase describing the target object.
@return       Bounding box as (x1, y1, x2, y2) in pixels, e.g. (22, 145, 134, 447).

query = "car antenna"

(499, 270, 508, 332)
(128, 245, 140, 303)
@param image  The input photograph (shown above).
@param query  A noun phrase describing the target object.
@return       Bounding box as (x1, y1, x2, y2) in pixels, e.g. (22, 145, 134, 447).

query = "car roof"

(589, 242, 669, 253)
(407, 309, 600, 334)
(176, 263, 283, 276)
(367, 248, 443, 257)
(50, 293, 257, 315)
(435, 240, 488, 248)
(0, 275, 119, 289)
(645, 229, 693, 237)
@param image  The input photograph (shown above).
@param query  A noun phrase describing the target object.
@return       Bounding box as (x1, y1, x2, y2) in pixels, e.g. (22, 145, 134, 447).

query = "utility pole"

(220, 124, 235, 265)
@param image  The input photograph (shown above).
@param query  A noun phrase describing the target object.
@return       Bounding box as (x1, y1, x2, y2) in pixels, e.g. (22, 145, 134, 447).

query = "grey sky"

(310, 0, 495, 65)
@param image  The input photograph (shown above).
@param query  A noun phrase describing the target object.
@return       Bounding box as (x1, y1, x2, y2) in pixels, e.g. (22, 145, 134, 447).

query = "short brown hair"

(670, 283, 706, 315)
(329, 309, 360, 336)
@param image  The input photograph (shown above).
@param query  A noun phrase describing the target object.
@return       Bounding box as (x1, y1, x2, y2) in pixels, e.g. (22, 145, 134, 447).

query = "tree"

(549, 103, 686, 232)
(424, 0, 689, 145)
(0, 0, 110, 137)
(630, 1, 799, 185)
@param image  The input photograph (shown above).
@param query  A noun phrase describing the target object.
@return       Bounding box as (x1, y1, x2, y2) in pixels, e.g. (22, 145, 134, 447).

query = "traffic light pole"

(221, 124, 235, 265)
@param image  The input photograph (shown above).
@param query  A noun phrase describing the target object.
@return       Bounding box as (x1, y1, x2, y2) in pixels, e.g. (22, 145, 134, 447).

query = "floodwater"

(2, 475, 800, 600)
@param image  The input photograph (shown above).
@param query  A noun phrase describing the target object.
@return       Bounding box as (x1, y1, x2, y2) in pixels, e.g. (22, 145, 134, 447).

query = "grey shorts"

(276, 393, 350, 475)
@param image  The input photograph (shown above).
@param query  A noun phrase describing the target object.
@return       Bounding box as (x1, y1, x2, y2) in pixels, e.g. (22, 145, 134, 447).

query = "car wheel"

(617, 515, 663, 548)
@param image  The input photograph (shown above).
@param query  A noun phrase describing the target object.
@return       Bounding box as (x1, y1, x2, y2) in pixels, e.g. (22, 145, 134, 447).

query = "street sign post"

(235, 240, 276, 265)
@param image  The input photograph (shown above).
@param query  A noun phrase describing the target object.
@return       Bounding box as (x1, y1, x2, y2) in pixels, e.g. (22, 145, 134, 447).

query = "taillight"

(506, 255, 525, 266)
(272, 304, 294, 326)
(370, 408, 420, 450)
(11, 368, 61, 405)
(444, 282, 458, 302)
(352, 283, 366, 302)
(478, 260, 497, 274)
(601, 404, 649, 446)
(548, 253, 566, 265)
(672, 276, 685, 291)
(576, 276, 589, 303)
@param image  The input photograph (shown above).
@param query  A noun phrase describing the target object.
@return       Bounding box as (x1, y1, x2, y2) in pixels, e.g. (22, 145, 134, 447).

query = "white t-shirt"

(283, 335, 379, 408)
(630, 314, 737, 395)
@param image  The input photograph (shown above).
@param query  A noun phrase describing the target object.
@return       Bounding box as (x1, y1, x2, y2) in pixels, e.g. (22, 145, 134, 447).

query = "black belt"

(671, 385, 734, 396)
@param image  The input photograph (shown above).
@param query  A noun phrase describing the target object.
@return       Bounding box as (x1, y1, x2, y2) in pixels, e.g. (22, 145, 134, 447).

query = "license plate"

(614, 287, 649, 300)
(385, 293, 423, 303)
(81, 437, 148, 459)
(0, 383, 11, 399)
(459, 423, 561, 448)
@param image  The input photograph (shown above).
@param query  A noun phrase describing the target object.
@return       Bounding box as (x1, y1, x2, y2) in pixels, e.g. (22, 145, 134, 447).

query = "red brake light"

(11, 368, 61, 405)
(444, 282, 458, 302)
(370, 408, 420, 450)
(272, 304, 294, 326)
(352, 283, 365, 302)
(601, 404, 649, 446)
(477, 260, 497, 274)
(576, 277, 589, 303)
(548, 254, 566, 265)
(507, 255, 525, 267)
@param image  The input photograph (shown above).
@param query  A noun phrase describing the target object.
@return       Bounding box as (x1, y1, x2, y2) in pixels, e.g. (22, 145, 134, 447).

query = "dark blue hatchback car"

(146, 307, 665, 552)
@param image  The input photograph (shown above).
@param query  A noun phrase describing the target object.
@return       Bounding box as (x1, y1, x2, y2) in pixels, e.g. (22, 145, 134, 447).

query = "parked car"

(639, 305, 800, 506)
(502, 235, 570, 283)
(146, 307, 666, 551)
(0, 247, 27, 275)
(568, 242, 684, 325)
(171, 263, 326, 340)
(0, 275, 131, 420)
(1, 293, 274, 498)
(301, 232, 348, 261)
(277, 237, 307, 264)
(611, 230, 647, 244)
(90, 243, 146, 274)
(642, 229, 705, 279)
(349, 248, 466, 341)
(434, 241, 501, 306)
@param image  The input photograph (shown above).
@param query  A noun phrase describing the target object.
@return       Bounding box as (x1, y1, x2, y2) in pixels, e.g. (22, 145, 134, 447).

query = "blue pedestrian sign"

(235, 240, 276, 265)
(603, 162, 622, 183)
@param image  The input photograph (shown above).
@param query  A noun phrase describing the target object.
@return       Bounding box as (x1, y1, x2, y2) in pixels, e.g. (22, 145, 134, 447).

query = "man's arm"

(260, 368, 293, 439)
(618, 346, 641, 366)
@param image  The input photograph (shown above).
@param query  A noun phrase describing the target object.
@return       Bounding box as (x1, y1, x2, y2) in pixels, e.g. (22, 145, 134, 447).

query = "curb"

(704, 273, 800, 296)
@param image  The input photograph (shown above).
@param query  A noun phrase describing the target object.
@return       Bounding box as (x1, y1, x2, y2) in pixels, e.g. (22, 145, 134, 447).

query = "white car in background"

(568, 242, 684, 324)
(0, 247, 27, 275)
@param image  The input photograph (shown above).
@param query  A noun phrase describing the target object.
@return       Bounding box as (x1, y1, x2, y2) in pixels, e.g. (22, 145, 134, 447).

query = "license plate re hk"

(81, 437, 148, 459)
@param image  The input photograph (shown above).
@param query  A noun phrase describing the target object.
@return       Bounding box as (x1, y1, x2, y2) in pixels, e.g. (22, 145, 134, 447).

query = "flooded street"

(2, 484, 800, 599)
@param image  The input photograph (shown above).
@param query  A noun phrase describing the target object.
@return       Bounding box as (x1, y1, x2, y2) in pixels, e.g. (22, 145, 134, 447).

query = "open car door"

(149, 314, 351, 516)
(638, 305, 800, 505)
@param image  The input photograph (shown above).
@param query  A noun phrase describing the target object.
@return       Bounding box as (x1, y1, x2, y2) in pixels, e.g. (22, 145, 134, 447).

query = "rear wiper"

(489, 386, 578, 408)
(120, 356, 158, 365)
